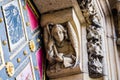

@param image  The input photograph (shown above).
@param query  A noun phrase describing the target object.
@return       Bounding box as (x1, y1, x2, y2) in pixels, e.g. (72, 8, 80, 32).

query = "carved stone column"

(78, 0, 104, 78)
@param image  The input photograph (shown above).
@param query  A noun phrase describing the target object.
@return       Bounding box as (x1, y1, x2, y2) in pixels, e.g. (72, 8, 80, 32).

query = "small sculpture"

(43, 22, 80, 78)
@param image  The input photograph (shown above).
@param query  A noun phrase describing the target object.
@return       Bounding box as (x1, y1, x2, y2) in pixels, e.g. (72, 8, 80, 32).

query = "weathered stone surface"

(51, 73, 83, 80)
(33, 0, 74, 14)
(40, 8, 73, 26)
(44, 22, 80, 79)
(79, 0, 104, 78)
(47, 65, 81, 79)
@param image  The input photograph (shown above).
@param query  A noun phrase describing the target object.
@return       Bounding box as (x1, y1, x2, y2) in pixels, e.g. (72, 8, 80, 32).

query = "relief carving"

(87, 25, 103, 78)
(43, 22, 80, 78)
(78, 0, 104, 78)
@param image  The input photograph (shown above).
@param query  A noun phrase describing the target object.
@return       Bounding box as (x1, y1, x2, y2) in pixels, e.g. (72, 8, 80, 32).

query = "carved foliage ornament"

(78, 0, 104, 78)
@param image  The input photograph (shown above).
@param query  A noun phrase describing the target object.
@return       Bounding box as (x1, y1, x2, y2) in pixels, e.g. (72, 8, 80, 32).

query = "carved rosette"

(78, 0, 104, 78)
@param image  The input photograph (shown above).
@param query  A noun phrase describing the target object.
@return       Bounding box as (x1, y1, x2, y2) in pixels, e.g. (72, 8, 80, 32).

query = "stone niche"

(41, 8, 81, 79)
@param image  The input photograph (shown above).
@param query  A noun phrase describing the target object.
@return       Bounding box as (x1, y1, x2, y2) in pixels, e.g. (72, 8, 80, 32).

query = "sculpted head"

(51, 24, 66, 43)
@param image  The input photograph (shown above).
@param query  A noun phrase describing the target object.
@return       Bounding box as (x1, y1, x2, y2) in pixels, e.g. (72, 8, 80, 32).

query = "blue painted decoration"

(4, 4, 23, 44)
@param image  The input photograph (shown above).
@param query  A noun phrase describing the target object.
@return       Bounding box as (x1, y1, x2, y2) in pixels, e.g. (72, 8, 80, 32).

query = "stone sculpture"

(43, 22, 80, 78)
(79, 0, 104, 78)
(87, 25, 103, 78)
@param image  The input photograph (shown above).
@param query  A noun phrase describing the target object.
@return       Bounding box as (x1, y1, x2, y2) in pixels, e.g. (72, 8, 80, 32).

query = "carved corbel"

(43, 22, 80, 79)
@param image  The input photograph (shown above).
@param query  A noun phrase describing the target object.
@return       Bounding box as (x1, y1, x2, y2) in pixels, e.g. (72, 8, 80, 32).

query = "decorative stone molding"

(112, 1, 120, 45)
(78, 0, 104, 78)
(87, 25, 104, 78)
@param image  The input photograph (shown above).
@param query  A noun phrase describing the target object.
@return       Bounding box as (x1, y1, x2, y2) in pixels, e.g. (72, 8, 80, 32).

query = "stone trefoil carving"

(78, 0, 104, 78)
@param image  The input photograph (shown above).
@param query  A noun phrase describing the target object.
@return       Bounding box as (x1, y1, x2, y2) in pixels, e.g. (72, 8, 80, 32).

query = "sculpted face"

(52, 25, 64, 43)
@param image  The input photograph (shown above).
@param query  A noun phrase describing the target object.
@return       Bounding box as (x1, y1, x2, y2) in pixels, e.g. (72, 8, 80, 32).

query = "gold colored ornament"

(5, 62, 14, 77)
(29, 40, 36, 52)
(26, 22, 30, 26)
(34, 66, 38, 70)
(0, 18, 3, 23)
(2, 40, 7, 45)
(17, 58, 21, 63)
(23, 50, 27, 55)
(37, 38, 40, 43)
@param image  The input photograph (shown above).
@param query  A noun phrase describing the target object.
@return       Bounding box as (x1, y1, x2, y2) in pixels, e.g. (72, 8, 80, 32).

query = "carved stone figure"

(43, 22, 80, 78)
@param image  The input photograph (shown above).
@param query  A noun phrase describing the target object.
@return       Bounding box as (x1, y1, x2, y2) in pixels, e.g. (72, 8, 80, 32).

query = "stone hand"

(55, 53, 63, 62)
(48, 39, 54, 50)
